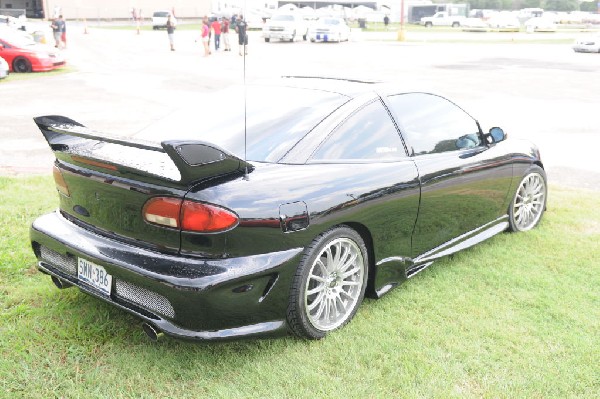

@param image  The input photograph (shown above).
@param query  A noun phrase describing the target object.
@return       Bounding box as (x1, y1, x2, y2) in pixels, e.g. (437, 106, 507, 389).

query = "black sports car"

(30, 77, 547, 340)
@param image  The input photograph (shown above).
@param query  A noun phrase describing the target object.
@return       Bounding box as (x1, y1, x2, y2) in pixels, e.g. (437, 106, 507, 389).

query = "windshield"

(320, 18, 340, 25)
(136, 85, 349, 163)
(272, 15, 295, 22)
(1, 34, 36, 48)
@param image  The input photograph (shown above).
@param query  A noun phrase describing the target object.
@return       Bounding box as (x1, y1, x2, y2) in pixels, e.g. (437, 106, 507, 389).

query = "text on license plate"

(78, 257, 112, 295)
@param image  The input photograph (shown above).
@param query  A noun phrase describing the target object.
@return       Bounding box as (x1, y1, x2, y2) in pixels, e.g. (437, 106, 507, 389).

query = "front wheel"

(452, 22, 460, 28)
(13, 57, 32, 73)
(264, 37, 270, 42)
(287, 226, 369, 339)
(508, 166, 547, 232)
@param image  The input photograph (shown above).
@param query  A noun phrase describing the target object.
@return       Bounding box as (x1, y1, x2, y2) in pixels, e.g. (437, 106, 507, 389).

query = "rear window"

(136, 85, 349, 163)
(153, 12, 169, 17)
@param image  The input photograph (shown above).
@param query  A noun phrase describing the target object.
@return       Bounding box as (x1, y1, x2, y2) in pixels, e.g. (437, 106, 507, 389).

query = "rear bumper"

(263, 31, 295, 40)
(30, 211, 303, 340)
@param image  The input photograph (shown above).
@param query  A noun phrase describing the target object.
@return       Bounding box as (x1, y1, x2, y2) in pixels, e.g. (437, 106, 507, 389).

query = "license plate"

(78, 257, 112, 295)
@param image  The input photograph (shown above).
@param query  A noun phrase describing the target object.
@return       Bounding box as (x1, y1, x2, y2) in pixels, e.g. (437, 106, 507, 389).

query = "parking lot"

(1, 23, 599, 190)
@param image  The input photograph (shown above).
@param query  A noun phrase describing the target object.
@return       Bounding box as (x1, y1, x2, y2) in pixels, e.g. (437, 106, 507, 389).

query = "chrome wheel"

(511, 171, 546, 231)
(287, 226, 368, 339)
(304, 237, 365, 331)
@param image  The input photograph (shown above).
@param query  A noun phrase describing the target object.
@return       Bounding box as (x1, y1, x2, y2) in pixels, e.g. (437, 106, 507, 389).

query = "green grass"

(0, 66, 75, 83)
(1, 176, 598, 398)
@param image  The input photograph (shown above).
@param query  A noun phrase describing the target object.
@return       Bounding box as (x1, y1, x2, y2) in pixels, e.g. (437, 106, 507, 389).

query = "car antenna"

(242, 1, 249, 181)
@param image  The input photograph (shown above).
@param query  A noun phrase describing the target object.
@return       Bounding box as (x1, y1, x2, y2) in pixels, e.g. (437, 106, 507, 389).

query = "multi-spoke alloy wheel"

(509, 166, 547, 232)
(287, 227, 368, 339)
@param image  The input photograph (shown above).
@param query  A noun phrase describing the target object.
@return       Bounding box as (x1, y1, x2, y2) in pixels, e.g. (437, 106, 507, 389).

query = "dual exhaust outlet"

(50, 275, 164, 341)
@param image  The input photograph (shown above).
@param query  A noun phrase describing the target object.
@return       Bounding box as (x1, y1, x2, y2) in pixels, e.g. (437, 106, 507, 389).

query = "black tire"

(287, 226, 369, 339)
(452, 22, 460, 28)
(303, 32, 307, 41)
(290, 30, 296, 42)
(425, 22, 432, 28)
(508, 165, 547, 232)
(264, 37, 270, 42)
(13, 57, 32, 73)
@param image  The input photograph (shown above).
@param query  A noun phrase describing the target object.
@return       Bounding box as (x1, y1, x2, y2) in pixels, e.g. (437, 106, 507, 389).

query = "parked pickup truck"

(421, 12, 466, 28)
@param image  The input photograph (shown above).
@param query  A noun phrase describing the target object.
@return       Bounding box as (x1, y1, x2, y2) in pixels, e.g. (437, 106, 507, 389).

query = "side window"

(387, 93, 481, 156)
(311, 100, 405, 161)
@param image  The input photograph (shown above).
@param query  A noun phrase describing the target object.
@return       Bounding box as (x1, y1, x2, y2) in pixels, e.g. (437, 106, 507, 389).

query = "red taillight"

(143, 197, 238, 232)
(53, 165, 70, 197)
(181, 201, 238, 232)
(143, 197, 182, 228)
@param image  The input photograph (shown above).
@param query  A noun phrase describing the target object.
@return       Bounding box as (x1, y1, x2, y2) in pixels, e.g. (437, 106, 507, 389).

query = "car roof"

(267, 76, 385, 97)
(270, 76, 438, 100)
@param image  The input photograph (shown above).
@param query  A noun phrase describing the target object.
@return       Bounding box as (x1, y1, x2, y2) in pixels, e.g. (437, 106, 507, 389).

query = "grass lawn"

(0, 66, 75, 83)
(0, 176, 598, 398)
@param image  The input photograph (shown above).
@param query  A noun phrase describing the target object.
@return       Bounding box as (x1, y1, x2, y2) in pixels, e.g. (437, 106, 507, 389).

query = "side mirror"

(487, 127, 506, 144)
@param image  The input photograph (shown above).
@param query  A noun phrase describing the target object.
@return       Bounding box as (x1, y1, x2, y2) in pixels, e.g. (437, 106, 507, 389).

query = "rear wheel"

(287, 226, 368, 339)
(13, 57, 32, 73)
(264, 37, 270, 42)
(452, 22, 460, 28)
(425, 22, 432, 28)
(508, 166, 547, 232)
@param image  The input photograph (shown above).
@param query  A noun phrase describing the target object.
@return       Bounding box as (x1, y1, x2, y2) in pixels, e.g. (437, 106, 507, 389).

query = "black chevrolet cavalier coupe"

(30, 77, 547, 340)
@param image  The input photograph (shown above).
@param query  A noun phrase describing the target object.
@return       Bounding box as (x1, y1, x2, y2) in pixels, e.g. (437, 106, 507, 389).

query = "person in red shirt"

(211, 18, 222, 51)
(221, 17, 231, 51)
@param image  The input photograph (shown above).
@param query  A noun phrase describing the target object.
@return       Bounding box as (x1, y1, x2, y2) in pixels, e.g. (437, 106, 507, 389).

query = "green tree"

(579, 1, 598, 11)
(543, 0, 578, 11)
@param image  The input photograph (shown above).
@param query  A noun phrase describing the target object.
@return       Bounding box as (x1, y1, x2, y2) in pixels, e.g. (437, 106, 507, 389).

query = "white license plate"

(78, 257, 112, 295)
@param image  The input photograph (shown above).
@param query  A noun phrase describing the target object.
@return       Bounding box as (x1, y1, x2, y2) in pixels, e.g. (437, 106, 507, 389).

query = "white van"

(152, 11, 176, 30)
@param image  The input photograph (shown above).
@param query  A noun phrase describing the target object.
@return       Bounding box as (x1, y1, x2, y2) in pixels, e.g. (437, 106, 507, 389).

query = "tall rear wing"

(34, 115, 253, 186)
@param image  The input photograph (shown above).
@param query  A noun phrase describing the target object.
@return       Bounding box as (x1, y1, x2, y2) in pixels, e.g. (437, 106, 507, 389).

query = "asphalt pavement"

(1, 23, 599, 190)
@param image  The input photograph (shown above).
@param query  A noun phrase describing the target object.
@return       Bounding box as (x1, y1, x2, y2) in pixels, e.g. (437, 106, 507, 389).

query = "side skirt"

(411, 215, 509, 269)
(372, 215, 509, 297)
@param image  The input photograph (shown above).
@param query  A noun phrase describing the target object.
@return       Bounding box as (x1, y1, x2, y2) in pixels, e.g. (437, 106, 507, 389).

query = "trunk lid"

(35, 115, 252, 253)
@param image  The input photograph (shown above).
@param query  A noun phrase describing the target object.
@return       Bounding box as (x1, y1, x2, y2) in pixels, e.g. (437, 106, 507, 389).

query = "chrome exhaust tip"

(51, 275, 72, 289)
(141, 322, 164, 341)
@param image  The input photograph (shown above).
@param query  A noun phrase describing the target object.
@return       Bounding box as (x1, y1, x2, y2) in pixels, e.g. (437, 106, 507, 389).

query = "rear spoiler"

(34, 115, 253, 186)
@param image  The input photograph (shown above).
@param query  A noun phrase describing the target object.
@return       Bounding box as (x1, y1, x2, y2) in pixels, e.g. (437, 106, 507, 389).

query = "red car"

(0, 31, 65, 72)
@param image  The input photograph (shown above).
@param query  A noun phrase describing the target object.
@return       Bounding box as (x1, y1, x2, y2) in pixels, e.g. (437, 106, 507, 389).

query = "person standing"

(211, 18, 222, 51)
(201, 18, 211, 56)
(235, 15, 248, 56)
(383, 15, 390, 30)
(222, 17, 231, 51)
(166, 15, 176, 51)
(50, 17, 63, 48)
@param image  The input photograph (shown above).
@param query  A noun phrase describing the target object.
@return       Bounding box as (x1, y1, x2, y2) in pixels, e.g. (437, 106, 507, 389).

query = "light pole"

(397, 0, 405, 41)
